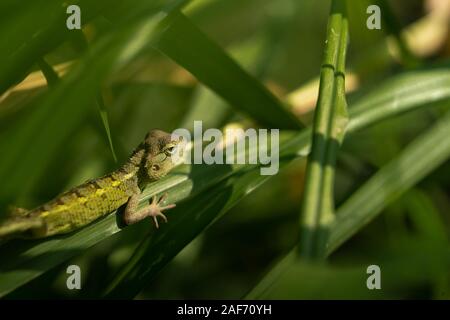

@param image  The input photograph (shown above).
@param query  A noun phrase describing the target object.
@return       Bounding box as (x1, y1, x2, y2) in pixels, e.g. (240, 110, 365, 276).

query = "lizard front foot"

(146, 194, 176, 228)
(124, 193, 176, 227)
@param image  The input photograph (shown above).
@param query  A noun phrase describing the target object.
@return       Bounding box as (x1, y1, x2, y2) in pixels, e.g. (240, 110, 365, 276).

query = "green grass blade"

(103, 161, 282, 298)
(36, 57, 59, 87)
(96, 94, 118, 163)
(328, 107, 450, 253)
(348, 64, 450, 132)
(0, 0, 112, 94)
(247, 106, 450, 299)
(298, 0, 349, 259)
(0, 1, 186, 215)
(246, 240, 450, 299)
(152, 11, 302, 129)
(402, 189, 448, 243)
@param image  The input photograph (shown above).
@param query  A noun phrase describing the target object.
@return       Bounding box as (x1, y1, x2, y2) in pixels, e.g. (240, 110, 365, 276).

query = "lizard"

(0, 129, 183, 240)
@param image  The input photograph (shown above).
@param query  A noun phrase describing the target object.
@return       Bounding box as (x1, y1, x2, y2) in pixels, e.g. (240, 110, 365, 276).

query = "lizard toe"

(152, 215, 160, 229)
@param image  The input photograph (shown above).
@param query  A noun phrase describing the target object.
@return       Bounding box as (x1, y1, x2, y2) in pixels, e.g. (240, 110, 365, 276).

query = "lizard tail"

(0, 216, 44, 239)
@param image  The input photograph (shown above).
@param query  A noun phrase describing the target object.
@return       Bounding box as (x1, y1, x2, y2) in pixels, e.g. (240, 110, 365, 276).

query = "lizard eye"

(152, 164, 160, 171)
(165, 146, 176, 155)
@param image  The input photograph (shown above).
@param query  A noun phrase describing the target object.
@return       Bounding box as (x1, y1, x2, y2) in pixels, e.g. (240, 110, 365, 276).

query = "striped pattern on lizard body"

(27, 165, 140, 237)
(0, 130, 182, 239)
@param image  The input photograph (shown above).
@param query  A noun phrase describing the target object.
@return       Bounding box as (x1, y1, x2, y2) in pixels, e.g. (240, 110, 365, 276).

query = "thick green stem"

(298, 0, 348, 260)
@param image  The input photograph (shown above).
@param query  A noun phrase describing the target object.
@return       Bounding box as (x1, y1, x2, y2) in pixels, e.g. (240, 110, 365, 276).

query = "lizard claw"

(148, 194, 175, 228)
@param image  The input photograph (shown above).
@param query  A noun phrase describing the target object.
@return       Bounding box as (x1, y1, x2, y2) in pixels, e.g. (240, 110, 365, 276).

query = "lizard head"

(143, 129, 183, 180)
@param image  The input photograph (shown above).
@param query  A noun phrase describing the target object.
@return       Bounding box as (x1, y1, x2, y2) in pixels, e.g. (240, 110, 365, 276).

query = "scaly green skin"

(0, 129, 181, 239)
